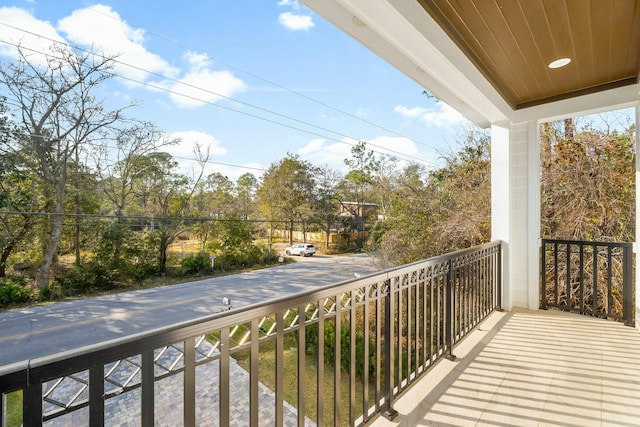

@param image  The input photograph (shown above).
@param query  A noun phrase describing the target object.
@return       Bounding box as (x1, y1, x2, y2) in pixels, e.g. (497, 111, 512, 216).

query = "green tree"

(377, 125, 491, 266)
(314, 166, 342, 249)
(133, 148, 207, 274)
(257, 154, 318, 247)
(235, 173, 258, 221)
(0, 102, 40, 276)
(341, 142, 380, 247)
(192, 172, 236, 255)
(94, 122, 176, 264)
(0, 45, 126, 289)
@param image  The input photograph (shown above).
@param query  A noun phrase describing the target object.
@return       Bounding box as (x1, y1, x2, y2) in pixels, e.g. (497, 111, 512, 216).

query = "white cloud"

(164, 130, 228, 176)
(168, 68, 247, 108)
(367, 135, 421, 158)
(184, 51, 211, 71)
(213, 162, 265, 183)
(57, 5, 180, 82)
(2, 5, 248, 109)
(297, 138, 350, 170)
(279, 12, 314, 31)
(0, 7, 65, 64)
(166, 130, 227, 157)
(161, 51, 247, 108)
(298, 135, 426, 172)
(277, 0, 300, 8)
(394, 102, 464, 127)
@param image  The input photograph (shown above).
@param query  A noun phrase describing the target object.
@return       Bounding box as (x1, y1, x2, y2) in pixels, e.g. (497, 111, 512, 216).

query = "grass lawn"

(234, 334, 376, 426)
(5, 390, 22, 427)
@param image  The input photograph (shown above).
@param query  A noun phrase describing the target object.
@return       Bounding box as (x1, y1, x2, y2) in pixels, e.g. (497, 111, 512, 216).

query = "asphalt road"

(0, 253, 380, 365)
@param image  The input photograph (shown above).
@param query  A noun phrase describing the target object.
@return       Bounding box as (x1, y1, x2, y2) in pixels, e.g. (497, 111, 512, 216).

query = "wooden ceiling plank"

(464, 0, 533, 103)
(624, 0, 640, 75)
(419, 0, 519, 107)
(518, 0, 560, 94)
(541, 0, 579, 95)
(416, 0, 639, 110)
(610, 0, 640, 80)
(495, 0, 550, 102)
(566, 0, 594, 86)
(589, 0, 612, 82)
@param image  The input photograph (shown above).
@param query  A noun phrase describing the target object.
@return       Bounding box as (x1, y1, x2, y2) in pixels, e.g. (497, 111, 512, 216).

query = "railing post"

(445, 259, 457, 361)
(141, 349, 154, 427)
(497, 241, 503, 311)
(382, 279, 398, 420)
(89, 364, 105, 427)
(541, 240, 547, 310)
(23, 382, 42, 427)
(623, 245, 634, 327)
(184, 337, 195, 427)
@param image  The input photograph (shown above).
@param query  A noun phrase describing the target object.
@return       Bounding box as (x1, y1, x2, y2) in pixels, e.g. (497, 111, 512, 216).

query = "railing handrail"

(541, 238, 633, 248)
(0, 240, 502, 384)
(1, 240, 503, 426)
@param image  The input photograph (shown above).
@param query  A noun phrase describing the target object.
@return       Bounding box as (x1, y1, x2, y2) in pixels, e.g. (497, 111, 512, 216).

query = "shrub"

(180, 254, 208, 275)
(0, 277, 37, 307)
(305, 319, 375, 379)
(53, 261, 119, 295)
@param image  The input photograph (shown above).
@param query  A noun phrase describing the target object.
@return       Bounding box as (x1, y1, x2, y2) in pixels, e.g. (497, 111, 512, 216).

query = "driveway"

(0, 253, 380, 365)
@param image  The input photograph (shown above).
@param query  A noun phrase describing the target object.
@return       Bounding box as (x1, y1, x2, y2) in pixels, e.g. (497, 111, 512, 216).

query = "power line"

(85, 5, 438, 151)
(0, 210, 302, 227)
(0, 23, 440, 168)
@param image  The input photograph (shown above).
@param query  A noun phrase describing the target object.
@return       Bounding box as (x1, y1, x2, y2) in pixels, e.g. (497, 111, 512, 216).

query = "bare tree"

(93, 121, 176, 263)
(0, 44, 127, 289)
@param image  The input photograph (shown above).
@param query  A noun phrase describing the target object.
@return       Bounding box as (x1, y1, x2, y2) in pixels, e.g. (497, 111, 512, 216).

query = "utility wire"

(0, 23, 440, 168)
(85, 5, 438, 150)
(0, 210, 297, 225)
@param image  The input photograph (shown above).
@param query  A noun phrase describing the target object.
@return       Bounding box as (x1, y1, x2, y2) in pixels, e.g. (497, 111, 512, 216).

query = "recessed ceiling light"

(548, 58, 571, 69)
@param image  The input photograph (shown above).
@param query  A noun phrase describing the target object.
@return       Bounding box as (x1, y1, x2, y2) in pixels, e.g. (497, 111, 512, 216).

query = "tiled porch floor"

(373, 309, 640, 426)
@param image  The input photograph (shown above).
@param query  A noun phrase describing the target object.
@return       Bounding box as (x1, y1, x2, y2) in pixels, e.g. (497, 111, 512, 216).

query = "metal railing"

(0, 241, 501, 426)
(541, 239, 634, 326)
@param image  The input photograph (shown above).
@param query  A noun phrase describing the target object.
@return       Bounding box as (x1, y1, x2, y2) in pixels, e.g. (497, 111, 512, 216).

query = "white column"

(636, 105, 640, 329)
(491, 124, 512, 310)
(491, 121, 539, 311)
(527, 122, 541, 310)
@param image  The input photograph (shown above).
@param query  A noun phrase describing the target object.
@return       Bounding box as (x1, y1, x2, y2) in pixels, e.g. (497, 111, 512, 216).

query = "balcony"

(371, 309, 640, 426)
(2, 240, 639, 426)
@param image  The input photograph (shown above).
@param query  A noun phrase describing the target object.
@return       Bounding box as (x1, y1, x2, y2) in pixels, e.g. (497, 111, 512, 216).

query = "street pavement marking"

(0, 265, 356, 343)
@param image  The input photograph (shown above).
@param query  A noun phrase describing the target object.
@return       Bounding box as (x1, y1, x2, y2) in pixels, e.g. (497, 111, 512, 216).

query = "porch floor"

(373, 309, 640, 426)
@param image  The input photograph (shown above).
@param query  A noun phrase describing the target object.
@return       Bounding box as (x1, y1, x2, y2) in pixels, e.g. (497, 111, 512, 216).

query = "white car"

(284, 243, 316, 257)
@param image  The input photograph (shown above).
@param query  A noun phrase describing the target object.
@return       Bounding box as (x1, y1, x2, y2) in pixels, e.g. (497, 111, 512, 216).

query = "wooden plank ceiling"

(417, 0, 640, 109)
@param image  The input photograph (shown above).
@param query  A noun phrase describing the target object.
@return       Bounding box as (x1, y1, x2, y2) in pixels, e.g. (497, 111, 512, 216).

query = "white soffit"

(303, 0, 510, 127)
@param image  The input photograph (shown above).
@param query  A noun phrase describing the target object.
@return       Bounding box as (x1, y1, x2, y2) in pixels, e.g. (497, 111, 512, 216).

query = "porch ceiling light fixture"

(548, 58, 571, 69)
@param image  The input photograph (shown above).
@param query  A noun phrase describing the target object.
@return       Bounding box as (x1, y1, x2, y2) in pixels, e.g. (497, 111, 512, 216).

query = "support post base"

(383, 408, 398, 420)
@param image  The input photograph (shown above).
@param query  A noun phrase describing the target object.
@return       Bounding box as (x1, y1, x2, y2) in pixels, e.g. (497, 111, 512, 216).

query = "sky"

(0, 0, 468, 182)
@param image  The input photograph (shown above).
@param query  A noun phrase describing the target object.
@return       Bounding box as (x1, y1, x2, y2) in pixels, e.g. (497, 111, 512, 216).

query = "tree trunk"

(289, 219, 294, 245)
(325, 218, 331, 249)
(74, 149, 81, 266)
(36, 185, 65, 289)
(564, 118, 574, 140)
(36, 214, 63, 289)
(0, 243, 13, 277)
(0, 219, 32, 277)
(158, 230, 169, 274)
